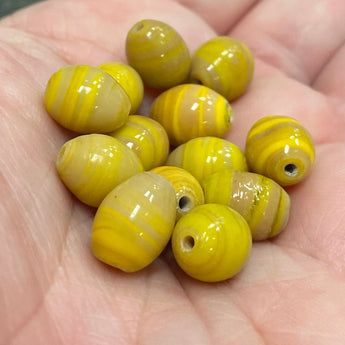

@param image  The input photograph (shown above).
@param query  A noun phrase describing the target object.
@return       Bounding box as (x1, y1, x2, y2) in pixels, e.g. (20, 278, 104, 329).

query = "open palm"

(1, 0, 345, 344)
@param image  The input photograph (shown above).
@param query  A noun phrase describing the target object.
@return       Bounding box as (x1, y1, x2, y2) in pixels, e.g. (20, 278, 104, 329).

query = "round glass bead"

(203, 170, 291, 241)
(190, 36, 254, 101)
(92, 172, 176, 272)
(172, 203, 252, 282)
(56, 134, 143, 207)
(44, 65, 130, 133)
(245, 115, 315, 186)
(98, 61, 144, 113)
(150, 84, 233, 146)
(151, 166, 205, 221)
(166, 136, 248, 184)
(109, 115, 169, 170)
(126, 19, 191, 89)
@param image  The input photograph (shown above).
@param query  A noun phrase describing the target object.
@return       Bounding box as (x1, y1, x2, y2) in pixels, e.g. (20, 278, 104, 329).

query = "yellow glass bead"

(245, 115, 315, 186)
(151, 166, 205, 221)
(56, 134, 143, 207)
(44, 65, 131, 133)
(190, 36, 254, 101)
(166, 136, 248, 184)
(98, 62, 144, 113)
(172, 203, 252, 282)
(109, 115, 169, 170)
(126, 19, 191, 89)
(92, 172, 176, 272)
(150, 84, 233, 146)
(203, 170, 291, 241)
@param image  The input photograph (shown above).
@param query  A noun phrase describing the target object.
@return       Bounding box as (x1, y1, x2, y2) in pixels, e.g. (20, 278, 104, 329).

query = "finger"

(230, 0, 345, 85)
(313, 42, 345, 101)
(175, 0, 258, 34)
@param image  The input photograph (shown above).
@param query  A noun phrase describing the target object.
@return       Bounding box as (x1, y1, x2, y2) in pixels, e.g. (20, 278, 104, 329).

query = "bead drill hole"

(178, 196, 193, 213)
(182, 236, 195, 251)
(134, 23, 144, 32)
(284, 164, 299, 177)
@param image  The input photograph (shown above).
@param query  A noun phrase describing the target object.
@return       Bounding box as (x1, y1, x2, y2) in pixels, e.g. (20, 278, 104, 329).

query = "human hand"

(1, 0, 345, 344)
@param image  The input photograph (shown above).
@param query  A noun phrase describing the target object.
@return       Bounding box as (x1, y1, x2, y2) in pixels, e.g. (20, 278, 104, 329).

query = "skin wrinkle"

(168, 271, 216, 345)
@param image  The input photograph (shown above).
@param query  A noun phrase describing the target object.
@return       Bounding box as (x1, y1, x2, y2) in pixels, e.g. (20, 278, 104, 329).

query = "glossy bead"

(245, 115, 315, 186)
(44, 65, 131, 133)
(92, 172, 176, 272)
(166, 136, 248, 184)
(109, 115, 169, 170)
(172, 203, 252, 282)
(98, 62, 144, 113)
(203, 170, 290, 241)
(126, 19, 191, 89)
(56, 134, 143, 207)
(150, 84, 233, 146)
(151, 166, 205, 221)
(190, 36, 254, 101)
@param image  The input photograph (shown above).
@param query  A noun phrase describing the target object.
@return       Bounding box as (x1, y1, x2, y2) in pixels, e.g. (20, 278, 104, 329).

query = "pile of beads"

(44, 19, 315, 283)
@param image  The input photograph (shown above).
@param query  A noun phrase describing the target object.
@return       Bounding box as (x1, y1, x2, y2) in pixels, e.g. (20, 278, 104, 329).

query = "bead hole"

(178, 196, 193, 213)
(284, 163, 299, 177)
(134, 23, 144, 32)
(182, 236, 195, 251)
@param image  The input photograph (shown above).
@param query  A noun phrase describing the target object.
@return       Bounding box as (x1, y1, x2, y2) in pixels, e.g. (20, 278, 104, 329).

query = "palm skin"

(1, 0, 345, 344)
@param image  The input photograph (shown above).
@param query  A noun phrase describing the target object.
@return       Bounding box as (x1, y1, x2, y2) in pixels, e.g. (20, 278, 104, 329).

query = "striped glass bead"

(190, 36, 254, 101)
(203, 170, 291, 241)
(109, 115, 169, 170)
(245, 115, 315, 186)
(92, 172, 176, 272)
(98, 61, 144, 113)
(150, 84, 233, 146)
(151, 166, 205, 221)
(44, 65, 131, 133)
(172, 203, 252, 282)
(126, 19, 191, 89)
(166, 136, 248, 184)
(56, 134, 143, 207)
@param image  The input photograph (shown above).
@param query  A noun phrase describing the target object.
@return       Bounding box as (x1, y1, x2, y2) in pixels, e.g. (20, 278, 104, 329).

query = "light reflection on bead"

(166, 136, 248, 184)
(44, 65, 131, 133)
(172, 203, 252, 282)
(92, 172, 176, 272)
(151, 166, 205, 221)
(150, 84, 233, 146)
(109, 115, 169, 170)
(203, 170, 290, 241)
(190, 36, 254, 101)
(245, 115, 315, 186)
(98, 62, 144, 113)
(126, 19, 191, 89)
(56, 134, 143, 207)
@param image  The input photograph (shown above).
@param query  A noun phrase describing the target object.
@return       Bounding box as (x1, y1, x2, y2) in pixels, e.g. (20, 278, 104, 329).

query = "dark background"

(0, 0, 43, 18)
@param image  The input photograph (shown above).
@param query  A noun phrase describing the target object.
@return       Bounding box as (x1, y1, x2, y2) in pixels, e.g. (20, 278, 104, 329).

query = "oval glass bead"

(56, 134, 143, 207)
(150, 84, 233, 146)
(126, 19, 191, 89)
(109, 115, 169, 170)
(203, 170, 290, 241)
(151, 166, 205, 221)
(245, 115, 315, 186)
(98, 62, 144, 113)
(172, 203, 252, 282)
(92, 172, 176, 272)
(45, 65, 131, 133)
(190, 36, 254, 101)
(166, 136, 248, 184)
